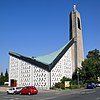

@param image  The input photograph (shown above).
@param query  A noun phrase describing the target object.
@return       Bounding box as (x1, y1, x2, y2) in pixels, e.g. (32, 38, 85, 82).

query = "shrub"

(60, 83, 65, 89)
(55, 82, 61, 88)
(71, 84, 78, 89)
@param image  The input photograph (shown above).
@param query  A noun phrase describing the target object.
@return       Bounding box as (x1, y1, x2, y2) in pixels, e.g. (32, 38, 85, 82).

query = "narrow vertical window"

(70, 13, 72, 39)
(77, 17, 81, 30)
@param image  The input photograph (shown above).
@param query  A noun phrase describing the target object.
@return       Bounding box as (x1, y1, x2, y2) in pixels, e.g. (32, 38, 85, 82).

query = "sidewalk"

(38, 88, 93, 95)
(0, 86, 9, 92)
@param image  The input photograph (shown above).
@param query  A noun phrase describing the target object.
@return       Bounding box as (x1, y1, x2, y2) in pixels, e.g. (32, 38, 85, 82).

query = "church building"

(8, 5, 84, 89)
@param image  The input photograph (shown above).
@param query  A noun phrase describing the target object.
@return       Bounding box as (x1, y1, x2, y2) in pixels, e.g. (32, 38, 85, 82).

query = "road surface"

(0, 88, 100, 100)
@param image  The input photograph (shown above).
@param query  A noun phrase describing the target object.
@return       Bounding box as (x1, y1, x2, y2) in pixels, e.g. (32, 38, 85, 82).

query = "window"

(77, 17, 81, 30)
(70, 13, 72, 39)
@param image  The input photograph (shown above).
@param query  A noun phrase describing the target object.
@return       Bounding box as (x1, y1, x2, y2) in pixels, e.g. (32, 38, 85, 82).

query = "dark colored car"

(86, 83, 96, 89)
(20, 86, 38, 95)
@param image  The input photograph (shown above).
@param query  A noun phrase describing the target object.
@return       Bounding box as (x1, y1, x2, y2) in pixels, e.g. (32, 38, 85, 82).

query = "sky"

(0, 0, 100, 73)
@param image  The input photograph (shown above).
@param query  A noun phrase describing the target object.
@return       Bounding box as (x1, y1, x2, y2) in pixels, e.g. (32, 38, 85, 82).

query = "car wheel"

(14, 92, 16, 95)
(7, 91, 9, 94)
(28, 92, 31, 95)
(19, 92, 22, 95)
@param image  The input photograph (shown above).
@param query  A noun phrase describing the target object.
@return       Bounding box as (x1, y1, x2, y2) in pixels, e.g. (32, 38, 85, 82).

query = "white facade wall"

(9, 56, 19, 87)
(18, 60, 33, 87)
(51, 47, 72, 87)
(9, 56, 50, 89)
(9, 47, 72, 89)
(34, 66, 50, 89)
(9, 56, 33, 87)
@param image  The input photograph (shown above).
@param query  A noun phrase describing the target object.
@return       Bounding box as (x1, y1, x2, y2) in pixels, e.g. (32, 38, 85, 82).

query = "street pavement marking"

(96, 97, 100, 100)
(54, 92, 61, 94)
(15, 98, 20, 100)
(80, 90, 96, 94)
(4, 97, 14, 99)
(41, 95, 62, 100)
(4, 97, 20, 100)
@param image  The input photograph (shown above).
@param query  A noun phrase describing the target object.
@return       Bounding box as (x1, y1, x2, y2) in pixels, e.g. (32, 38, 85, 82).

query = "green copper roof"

(9, 38, 74, 72)
(32, 42, 69, 65)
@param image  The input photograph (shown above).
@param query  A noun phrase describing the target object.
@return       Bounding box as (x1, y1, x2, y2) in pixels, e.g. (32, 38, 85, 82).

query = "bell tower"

(70, 5, 84, 72)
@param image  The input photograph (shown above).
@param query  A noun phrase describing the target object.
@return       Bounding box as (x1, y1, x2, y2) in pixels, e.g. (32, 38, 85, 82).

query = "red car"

(20, 86, 38, 95)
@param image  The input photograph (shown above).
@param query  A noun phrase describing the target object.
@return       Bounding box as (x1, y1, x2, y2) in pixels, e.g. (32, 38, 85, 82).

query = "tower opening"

(77, 17, 81, 30)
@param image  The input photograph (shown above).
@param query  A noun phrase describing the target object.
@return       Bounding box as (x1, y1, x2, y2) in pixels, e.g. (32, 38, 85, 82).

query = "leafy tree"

(0, 69, 9, 85)
(1, 72, 3, 76)
(79, 49, 100, 83)
(0, 72, 4, 85)
(72, 68, 78, 81)
(5, 69, 9, 81)
(72, 68, 82, 85)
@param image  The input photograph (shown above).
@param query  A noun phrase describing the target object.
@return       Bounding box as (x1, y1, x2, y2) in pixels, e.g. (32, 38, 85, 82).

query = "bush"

(60, 83, 65, 89)
(71, 84, 78, 89)
(55, 82, 61, 88)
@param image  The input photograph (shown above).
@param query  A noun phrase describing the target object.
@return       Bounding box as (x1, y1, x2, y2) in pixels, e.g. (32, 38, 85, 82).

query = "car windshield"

(9, 88, 13, 90)
(16, 87, 22, 89)
(9, 88, 15, 90)
(31, 86, 36, 88)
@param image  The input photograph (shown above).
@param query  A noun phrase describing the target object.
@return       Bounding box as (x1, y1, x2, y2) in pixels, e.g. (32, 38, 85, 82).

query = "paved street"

(55, 88, 100, 100)
(0, 88, 100, 100)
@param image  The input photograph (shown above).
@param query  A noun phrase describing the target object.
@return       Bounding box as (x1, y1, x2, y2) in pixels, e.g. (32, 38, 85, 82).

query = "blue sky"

(0, 0, 100, 73)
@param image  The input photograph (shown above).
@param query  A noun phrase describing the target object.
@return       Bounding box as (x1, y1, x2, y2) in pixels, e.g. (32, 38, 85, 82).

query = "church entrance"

(10, 79, 17, 87)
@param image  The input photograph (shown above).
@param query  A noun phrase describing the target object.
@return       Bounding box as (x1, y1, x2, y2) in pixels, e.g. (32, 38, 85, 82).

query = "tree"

(0, 72, 4, 85)
(72, 68, 78, 81)
(0, 69, 9, 85)
(79, 49, 100, 83)
(5, 69, 8, 81)
(1, 72, 3, 76)
(72, 68, 82, 85)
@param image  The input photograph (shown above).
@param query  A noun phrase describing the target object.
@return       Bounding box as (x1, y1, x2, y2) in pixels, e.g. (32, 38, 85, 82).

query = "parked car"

(7, 87, 22, 94)
(86, 83, 96, 89)
(96, 82, 100, 87)
(20, 86, 38, 95)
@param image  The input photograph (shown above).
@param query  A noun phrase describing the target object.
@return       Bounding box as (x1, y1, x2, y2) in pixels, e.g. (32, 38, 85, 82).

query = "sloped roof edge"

(9, 52, 49, 72)
(49, 38, 74, 71)
(9, 38, 74, 72)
